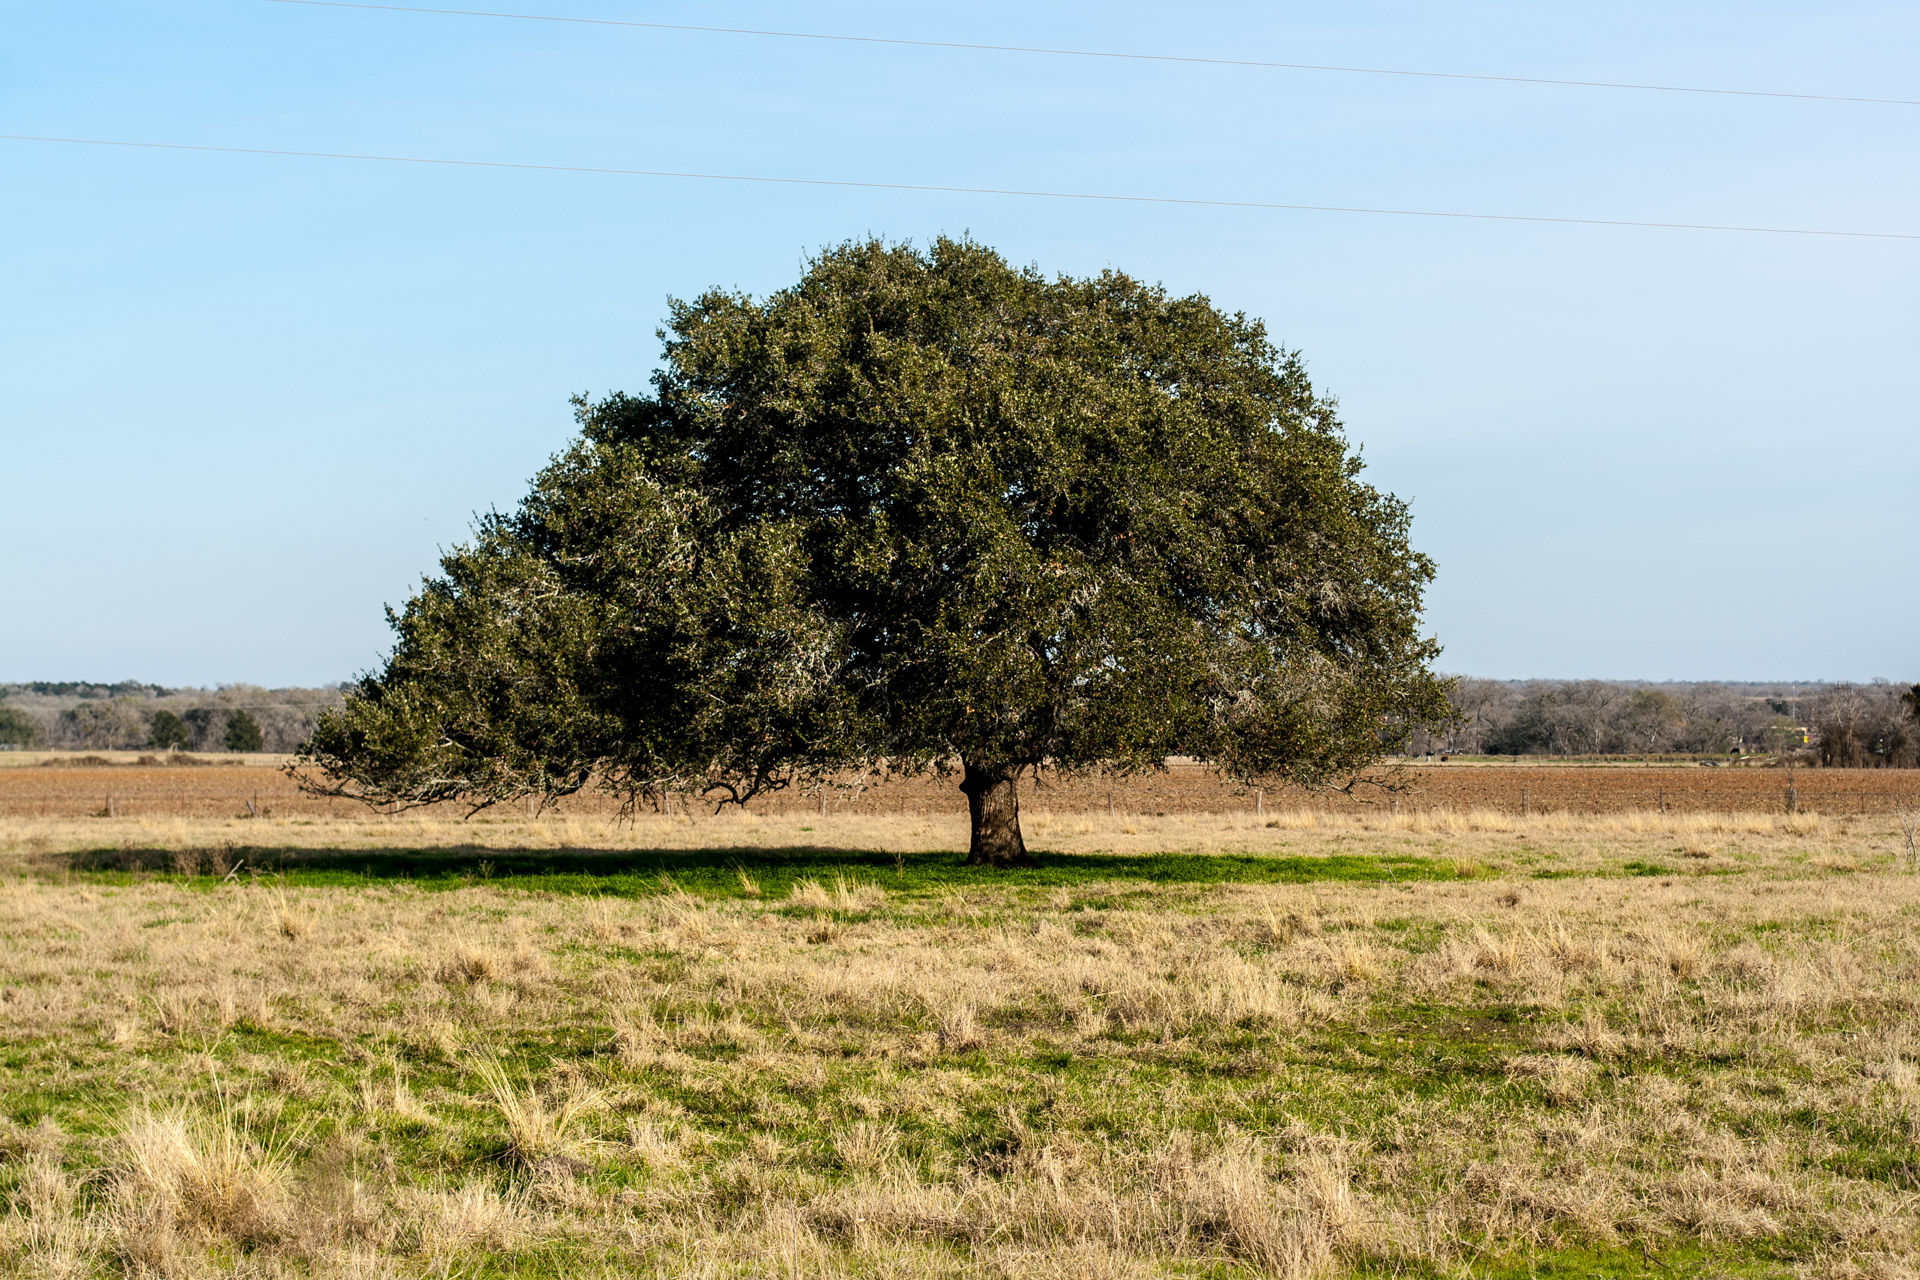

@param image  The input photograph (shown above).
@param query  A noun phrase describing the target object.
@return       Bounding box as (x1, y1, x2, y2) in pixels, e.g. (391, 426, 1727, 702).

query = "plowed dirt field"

(1, 759, 1913, 819)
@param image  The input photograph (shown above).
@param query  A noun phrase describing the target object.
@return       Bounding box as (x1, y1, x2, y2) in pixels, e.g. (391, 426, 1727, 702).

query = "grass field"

(2, 808, 1918, 1278)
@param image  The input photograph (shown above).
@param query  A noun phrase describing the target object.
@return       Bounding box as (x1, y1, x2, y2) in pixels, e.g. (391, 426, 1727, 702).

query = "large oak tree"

(298, 237, 1453, 865)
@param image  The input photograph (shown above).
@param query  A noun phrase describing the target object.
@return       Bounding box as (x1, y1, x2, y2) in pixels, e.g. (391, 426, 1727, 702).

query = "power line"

(5, 132, 1915, 241)
(261, 0, 1920, 109)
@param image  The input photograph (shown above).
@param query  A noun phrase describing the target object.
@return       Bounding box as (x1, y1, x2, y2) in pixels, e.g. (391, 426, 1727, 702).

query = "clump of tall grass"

(7, 1151, 94, 1279)
(468, 1052, 600, 1172)
(114, 1085, 298, 1259)
(403, 1180, 534, 1261)
(786, 875, 886, 911)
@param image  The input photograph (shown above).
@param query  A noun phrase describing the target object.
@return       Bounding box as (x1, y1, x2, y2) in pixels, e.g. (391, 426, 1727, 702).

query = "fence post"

(1521, 787, 1529, 818)
(1659, 786, 1666, 815)
(1108, 790, 1114, 817)
(1255, 788, 1263, 816)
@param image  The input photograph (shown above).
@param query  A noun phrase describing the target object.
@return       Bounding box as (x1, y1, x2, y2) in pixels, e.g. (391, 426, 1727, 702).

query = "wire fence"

(2, 763, 1914, 821)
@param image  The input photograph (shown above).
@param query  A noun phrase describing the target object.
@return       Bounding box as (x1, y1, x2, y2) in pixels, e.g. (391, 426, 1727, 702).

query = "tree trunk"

(960, 759, 1035, 867)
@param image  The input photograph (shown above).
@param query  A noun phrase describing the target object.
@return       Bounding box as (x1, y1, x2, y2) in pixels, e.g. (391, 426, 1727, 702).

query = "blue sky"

(3, 1, 1915, 686)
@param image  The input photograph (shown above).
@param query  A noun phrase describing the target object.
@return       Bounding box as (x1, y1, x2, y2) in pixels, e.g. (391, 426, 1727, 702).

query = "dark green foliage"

(0, 706, 37, 748)
(148, 709, 191, 751)
(223, 709, 264, 753)
(300, 237, 1452, 834)
(19, 680, 170, 698)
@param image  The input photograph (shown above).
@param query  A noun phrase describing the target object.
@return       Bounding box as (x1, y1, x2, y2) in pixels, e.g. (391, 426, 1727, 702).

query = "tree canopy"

(148, 710, 191, 751)
(223, 709, 264, 754)
(0, 706, 37, 749)
(298, 237, 1453, 864)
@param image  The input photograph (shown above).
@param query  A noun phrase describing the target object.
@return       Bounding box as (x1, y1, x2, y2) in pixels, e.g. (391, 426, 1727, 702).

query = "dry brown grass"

(0, 802, 1888, 873)
(0, 810, 1916, 1276)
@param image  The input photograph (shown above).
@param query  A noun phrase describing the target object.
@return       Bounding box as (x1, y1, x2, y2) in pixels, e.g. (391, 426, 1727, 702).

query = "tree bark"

(960, 759, 1035, 867)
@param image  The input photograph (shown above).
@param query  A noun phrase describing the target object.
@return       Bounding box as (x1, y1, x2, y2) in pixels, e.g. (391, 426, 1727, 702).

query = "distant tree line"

(0, 684, 344, 753)
(3, 677, 1914, 767)
(1407, 679, 1920, 766)
(145, 708, 264, 753)
(1807, 683, 1920, 768)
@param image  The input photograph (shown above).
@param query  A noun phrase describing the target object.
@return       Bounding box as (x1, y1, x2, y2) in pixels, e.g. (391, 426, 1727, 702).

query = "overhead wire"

(5, 132, 1914, 241)
(260, 0, 1920, 109)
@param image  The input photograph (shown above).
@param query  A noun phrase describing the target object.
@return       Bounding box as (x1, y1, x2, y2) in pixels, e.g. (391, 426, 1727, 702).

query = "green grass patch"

(1464, 1241, 1788, 1279)
(58, 844, 1485, 899)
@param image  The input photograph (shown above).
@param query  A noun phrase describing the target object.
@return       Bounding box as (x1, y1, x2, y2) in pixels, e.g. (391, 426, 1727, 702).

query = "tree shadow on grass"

(60, 844, 1479, 897)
